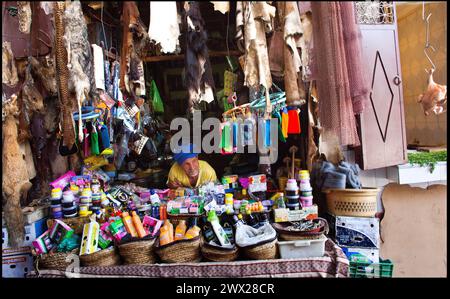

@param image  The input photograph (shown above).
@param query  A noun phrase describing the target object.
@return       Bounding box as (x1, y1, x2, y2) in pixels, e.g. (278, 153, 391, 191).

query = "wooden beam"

(143, 50, 241, 63)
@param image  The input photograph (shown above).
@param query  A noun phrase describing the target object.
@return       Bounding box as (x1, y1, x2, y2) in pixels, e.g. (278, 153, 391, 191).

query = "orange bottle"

(174, 220, 187, 241)
(164, 219, 174, 243)
(121, 212, 138, 237)
(159, 224, 171, 246)
(185, 218, 201, 239)
(131, 211, 147, 238)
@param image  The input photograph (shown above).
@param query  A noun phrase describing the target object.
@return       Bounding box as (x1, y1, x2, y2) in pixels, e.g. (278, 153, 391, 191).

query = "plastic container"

(51, 188, 63, 199)
(300, 196, 313, 207)
(174, 220, 187, 241)
(349, 259, 394, 278)
(324, 188, 379, 217)
(278, 234, 327, 259)
(301, 191, 313, 197)
(299, 179, 312, 191)
(122, 212, 138, 237)
(285, 179, 299, 197)
(131, 211, 147, 238)
(299, 170, 310, 180)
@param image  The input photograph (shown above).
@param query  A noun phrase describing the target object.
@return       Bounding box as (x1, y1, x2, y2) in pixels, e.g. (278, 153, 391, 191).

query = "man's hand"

(168, 179, 183, 189)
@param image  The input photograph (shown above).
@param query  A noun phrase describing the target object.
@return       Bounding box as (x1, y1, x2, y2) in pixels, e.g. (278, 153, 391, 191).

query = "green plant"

(407, 150, 447, 173)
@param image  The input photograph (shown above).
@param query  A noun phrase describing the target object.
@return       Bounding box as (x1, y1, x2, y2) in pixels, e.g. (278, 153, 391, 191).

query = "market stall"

(3, 1, 397, 279)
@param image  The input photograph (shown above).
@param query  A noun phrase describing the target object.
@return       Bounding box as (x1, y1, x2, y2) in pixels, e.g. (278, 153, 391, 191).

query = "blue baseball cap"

(173, 143, 199, 165)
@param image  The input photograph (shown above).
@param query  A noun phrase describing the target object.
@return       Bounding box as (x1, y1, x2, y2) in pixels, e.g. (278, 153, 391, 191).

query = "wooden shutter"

(354, 4, 407, 170)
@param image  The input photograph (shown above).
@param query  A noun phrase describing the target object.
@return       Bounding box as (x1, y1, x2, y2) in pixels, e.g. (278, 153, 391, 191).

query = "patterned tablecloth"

(27, 239, 349, 278)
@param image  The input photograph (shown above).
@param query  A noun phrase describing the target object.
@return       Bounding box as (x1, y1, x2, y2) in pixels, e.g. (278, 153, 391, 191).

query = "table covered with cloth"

(28, 239, 349, 278)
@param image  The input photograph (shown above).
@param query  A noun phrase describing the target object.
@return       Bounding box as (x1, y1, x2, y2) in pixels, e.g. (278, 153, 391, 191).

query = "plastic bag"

(150, 80, 164, 113)
(114, 129, 132, 169)
(235, 222, 277, 247)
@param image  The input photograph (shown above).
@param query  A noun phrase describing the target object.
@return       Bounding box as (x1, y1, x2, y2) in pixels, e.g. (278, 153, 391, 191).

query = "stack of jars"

(79, 187, 92, 217)
(62, 189, 77, 218)
(299, 170, 313, 207)
(285, 179, 300, 210)
(91, 180, 103, 214)
(50, 188, 63, 219)
(70, 184, 80, 206)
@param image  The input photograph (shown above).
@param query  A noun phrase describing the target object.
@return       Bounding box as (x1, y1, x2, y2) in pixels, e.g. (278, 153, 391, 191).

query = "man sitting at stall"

(167, 143, 217, 188)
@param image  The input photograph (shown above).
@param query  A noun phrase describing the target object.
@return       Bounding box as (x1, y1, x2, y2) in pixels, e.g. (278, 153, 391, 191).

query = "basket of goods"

(201, 242, 239, 262)
(118, 237, 158, 265)
(79, 246, 121, 267)
(154, 219, 202, 263)
(324, 188, 379, 217)
(34, 248, 79, 271)
(235, 222, 278, 260)
(272, 218, 329, 241)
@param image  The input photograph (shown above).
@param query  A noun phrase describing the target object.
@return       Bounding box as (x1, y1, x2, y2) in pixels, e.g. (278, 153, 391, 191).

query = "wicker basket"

(240, 237, 278, 260)
(47, 216, 91, 235)
(324, 188, 379, 217)
(201, 243, 239, 262)
(272, 218, 329, 241)
(35, 248, 79, 271)
(79, 246, 121, 267)
(154, 236, 202, 263)
(118, 238, 157, 265)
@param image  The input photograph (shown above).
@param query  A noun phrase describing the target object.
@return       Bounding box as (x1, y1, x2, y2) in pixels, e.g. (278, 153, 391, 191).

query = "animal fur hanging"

(2, 95, 32, 248)
(184, 1, 215, 111)
(63, 0, 95, 142)
(17, 2, 32, 34)
(29, 55, 57, 96)
(418, 68, 447, 115)
(21, 63, 45, 115)
(120, 2, 140, 94)
(2, 41, 19, 87)
(54, 1, 76, 149)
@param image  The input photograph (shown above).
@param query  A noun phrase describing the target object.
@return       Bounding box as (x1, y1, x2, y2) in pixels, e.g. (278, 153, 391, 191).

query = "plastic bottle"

(276, 193, 286, 209)
(225, 193, 234, 214)
(131, 211, 147, 238)
(174, 220, 187, 241)
(121, 212, 138, 237)
(185, 218, 201, 239)
(207, 210, 231, 246)
(159, 224, 172, 246)
(164, 219, 174, 243)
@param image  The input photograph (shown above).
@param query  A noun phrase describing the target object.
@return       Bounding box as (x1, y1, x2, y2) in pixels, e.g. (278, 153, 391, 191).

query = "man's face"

(181, 157, 200, 178)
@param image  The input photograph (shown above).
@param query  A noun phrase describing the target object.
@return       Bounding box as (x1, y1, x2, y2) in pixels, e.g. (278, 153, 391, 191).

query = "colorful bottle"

(225, 193, 234, 214)
(164, 219, 174, 243)
(159, 224, 172, 246)
(174, 220, 187, 241)
(185, 218, 201, 239)
(131, 211, 147, 238)
(207, 210, 231, 247)
(121, 212, 138, 237)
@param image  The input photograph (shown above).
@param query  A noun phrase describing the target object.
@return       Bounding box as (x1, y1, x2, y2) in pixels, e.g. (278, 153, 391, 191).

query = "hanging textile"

(235, 1, 275, 90)
(184, 1, 215, 110)
(310, 2, 361, 146)
(148, 2, 180, 54)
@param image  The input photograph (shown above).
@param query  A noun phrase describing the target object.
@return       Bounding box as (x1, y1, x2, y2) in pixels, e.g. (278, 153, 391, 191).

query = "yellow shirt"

(167, 160, 218, 188)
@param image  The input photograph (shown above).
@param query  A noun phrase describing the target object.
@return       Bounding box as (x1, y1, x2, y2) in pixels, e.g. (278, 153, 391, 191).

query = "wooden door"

(355, 5, 407, 170)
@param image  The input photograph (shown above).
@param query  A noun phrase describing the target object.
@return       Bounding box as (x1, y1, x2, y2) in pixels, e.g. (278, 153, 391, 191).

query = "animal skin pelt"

(22, 64, 45, 114)
(120, 2, 140, 93)
(64, 0, 95, 142)
(29, 55, 58, 96)
(418, 68, 447, 115)
(2, 41, 19, 87)
(2, 95, 32, 248)
(184, 1, 215, 111)
(17, 2, 32, 34)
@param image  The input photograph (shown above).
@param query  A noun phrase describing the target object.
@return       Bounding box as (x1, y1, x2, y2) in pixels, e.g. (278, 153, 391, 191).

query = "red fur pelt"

(2, 95, 32, 248)
(184, 1, 215, 112)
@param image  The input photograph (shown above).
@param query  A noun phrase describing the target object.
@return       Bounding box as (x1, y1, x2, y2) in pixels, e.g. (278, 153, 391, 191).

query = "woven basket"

(47, 216, 91, 235)
(324, 188, 379, 217)
(201, 243, 239, 262)
(35, 249, 79, 271)
(272, 218, 329, 241)
(154, 236, 202, 263)
(118, 238, 157, 265)
(79, 247, 121, 267)
(240, 237, 278, 260)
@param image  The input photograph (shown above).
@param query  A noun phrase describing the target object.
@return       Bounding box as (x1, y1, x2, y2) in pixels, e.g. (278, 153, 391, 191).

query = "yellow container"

(278, 177, 288, 191)
(324, 188, 379, 217)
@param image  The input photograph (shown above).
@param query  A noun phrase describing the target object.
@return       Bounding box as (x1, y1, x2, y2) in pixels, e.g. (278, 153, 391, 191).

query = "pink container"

(300, 196, 313, 207)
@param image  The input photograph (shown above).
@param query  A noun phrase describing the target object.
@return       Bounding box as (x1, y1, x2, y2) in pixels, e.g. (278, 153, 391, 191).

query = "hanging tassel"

(281, 107, 289, 138)
(264, 119, 271, 147)
(99, 124, 111, 150)
(287, 107, 301, 134)
(273, 110, 286, 143)
(90, 124, 100, 155)
(83, 127, 90, 157)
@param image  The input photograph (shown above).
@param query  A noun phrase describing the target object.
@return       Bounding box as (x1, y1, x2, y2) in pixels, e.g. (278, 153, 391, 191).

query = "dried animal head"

(29, 55, 58, 96)
(2, 94, 20, 118)
(130, 21, 152, 60)
(17, 2, 32, 34)
(2, 41, 19, 87)
(22, 65, 45, 113)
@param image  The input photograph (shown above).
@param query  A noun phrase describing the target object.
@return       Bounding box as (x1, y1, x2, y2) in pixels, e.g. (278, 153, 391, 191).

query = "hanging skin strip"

(120, 2, 140, 93)
(54, 2, 76, 149)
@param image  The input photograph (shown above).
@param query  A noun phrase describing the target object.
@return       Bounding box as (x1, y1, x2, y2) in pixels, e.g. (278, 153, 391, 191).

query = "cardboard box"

(248, 175, 267, 193)
(327, 214, 380, 248)
(80, 220, 100, 255)
(341, 246, 380, 264)
(2, 218, 48, 256)
(273, 205, 318, 222)
(2, 253, 33, 278)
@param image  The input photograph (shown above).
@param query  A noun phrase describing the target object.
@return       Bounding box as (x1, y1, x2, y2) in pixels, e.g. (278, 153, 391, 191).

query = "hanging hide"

(210, 2, 230, 14)
(48, 133, 70, 178)
(2, 95, 32, 248)
(2, 41, 19, 87)
(17, 2, 32, 34)
(17, 94, 31, 144)
(64, 0, 95, 142)
(54, 1, 76, 149)
(21, 64, 45, 114)
(120, 1, 140, 94)
(184, 1, 215, 111)
(235, 1, 275, 90)
(131, 19, 153, 59)
(29, 55, 57, 96)
(418, 68, 447, 115)
(148, 1, 180, 54)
